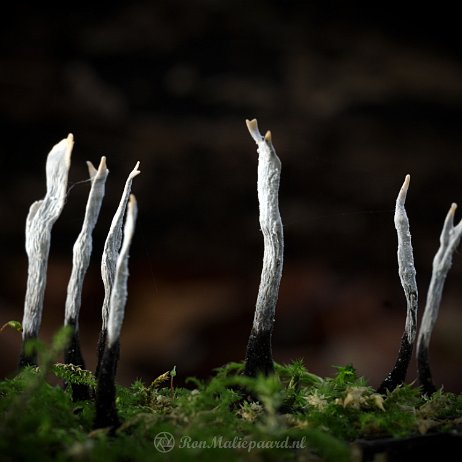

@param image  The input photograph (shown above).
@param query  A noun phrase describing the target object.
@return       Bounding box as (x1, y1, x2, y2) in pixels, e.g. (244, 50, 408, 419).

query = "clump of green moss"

(1, 334, 461, 462)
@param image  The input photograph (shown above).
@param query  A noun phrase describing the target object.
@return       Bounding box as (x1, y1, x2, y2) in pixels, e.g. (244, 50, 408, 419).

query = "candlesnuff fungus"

(19, 134, 73, 368)
(64, 156, 109, 401)
(417, 202, 462, 395)
(243, 119, 284, 377)
(96, 162, 140, 378)
(378, 175, 418, 394)
(95, 194, 138, 430)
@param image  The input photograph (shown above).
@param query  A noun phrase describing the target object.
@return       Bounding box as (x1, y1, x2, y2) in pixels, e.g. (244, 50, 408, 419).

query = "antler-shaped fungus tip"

(246, 118, 263, 143)
(130, 161, 141, 178)
(86, 161, 97, 178)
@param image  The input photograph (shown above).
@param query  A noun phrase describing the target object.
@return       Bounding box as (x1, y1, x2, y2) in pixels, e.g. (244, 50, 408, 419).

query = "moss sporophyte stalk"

(1, 120, 462, 461)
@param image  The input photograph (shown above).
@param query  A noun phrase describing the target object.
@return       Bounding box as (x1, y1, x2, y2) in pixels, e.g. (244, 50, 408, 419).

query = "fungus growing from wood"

(243, 119, 284, 377)
(19, 135, 73, 368)
(64, 156, 109, 401)
(378, 174, 418, 394)
(417, 202, 462, 395)
(94, 194, 138, 430)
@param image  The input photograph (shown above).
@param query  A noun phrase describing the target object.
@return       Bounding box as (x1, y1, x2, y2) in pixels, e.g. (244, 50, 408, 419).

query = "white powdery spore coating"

(417, 203, 462, 353)
(246, 119, 284, 333)
(22, 134, 73, 337)
(100, 162, 140, 329)
(107, 195, 138, 346)
(65, 157, 109, 327)
(394, 174, 418, 342)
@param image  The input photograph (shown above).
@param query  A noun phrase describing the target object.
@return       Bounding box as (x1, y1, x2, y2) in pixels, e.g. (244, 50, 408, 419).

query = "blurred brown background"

(1, 1, 462, 391)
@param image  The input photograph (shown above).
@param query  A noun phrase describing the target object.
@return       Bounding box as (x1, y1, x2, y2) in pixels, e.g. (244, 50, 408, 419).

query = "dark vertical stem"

(378, 333, 413, 394)
(18, 333, 38, 369)
(244, 328, 274, 377)
(64, 318, 91, 401)
(417, 345, 436, 395)
(95, 328, 107, 379)
(94, 340, 120, 431)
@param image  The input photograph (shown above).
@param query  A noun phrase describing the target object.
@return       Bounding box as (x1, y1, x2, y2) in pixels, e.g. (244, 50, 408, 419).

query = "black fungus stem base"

(417, 346, 436, 395)
(94, 340, 120, 431)
(244, 328, 274, 377)
(378, 334, 413, 394)
(64, 321, 92, 401)
(95, 328, 107, 379)
(18, 333, 38, 369)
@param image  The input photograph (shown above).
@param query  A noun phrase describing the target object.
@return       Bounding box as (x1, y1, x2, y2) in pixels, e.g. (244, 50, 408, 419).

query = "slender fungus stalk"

(95, 195, 138, 430)
(417, 202, 462, 395)
(19, 135, 73, 368)
(95, 162, 140, 378)
(378, 175, 418, 394)
(64, 157, 109, 400)
(244, 119, 284, 377)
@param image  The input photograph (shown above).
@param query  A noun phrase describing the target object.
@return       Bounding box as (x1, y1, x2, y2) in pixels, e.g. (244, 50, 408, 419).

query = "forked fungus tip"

(86, 161, 97, 178)
(246, 118, 258, 132)
(246, 118, 262, 143)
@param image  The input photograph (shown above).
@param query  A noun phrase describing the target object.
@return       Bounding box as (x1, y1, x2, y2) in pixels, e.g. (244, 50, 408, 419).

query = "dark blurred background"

(1, 1, 462, 391)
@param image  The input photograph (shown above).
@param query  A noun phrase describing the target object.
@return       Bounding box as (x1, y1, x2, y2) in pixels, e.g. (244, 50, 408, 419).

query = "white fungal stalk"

(21, 134, 73, 342)
(378, 174, 418, 393)
(100, 162, 140, 330)
(395, 174, 418, 343)
(65, 157, 109, 329)
(95, 194, 138, 429)
(244, 119, 283, 377)
(107, 195, 138, 347)
(417, 201, 462, 392)
(247, 118, 284, 334)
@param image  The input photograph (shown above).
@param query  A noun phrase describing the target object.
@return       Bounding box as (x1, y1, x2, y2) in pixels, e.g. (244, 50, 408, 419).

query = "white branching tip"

(129, 161, 141, 179)
(100, 162, 141, 330)
(65, 156, 109, 327)
(246, 119, 275, 150)
(87, 156, 107, 179)
(22, 135, 73, 339)
(246, 119, 262, 143)
(87, 161, 98, 178)
(440, 203, 456, 244)
(107, 194, 138, 347)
